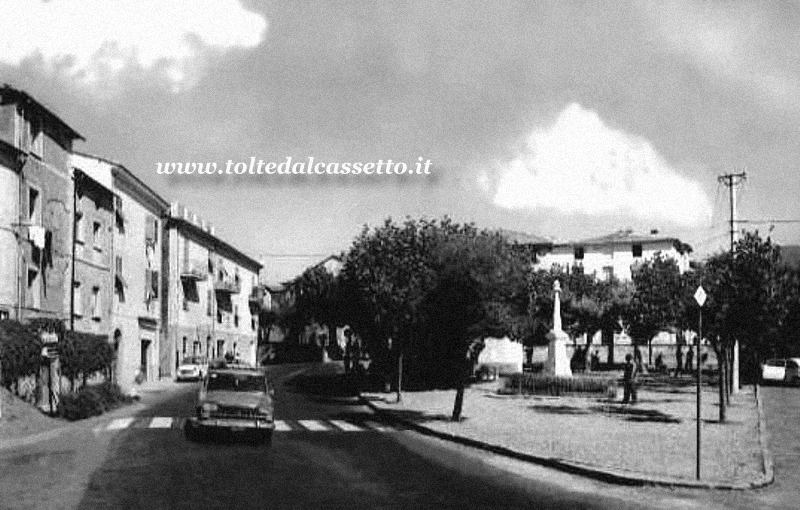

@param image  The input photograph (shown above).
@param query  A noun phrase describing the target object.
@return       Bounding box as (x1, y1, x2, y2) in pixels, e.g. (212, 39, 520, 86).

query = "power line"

(739, 219, 800, 224)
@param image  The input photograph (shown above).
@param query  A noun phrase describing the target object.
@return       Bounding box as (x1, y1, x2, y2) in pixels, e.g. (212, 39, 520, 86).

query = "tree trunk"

(452, 356, 470, 421)
(396, 350, 403, 403)
(718, 347, 727, 423)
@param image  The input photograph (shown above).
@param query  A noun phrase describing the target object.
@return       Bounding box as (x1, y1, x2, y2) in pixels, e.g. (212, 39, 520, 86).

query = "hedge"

(504, 372, 618, 397)
(57, 382, 134, 421)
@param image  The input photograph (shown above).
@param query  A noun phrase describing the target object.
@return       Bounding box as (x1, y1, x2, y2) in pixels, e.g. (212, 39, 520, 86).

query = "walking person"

(675, 344, 683, 377)
(685, 345, 694, 373)
(621, 353, 638, 404)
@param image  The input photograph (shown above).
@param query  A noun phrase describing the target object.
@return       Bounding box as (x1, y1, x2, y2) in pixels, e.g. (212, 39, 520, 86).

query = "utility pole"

(718, 170, 746, 394)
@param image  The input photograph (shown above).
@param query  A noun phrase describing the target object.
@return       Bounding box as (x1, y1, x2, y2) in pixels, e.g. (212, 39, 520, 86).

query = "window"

(574, 246, 585, 260)
(632, 243, 643, 258)
(75, 211, 84, 244)
(0, 309, 9, 321)
(30, 116, 43, 157)
(234, 305, 239, 328)
(145, 215, 158, 245)
(91, 287, 101, 319)
(217, 309, 222, 324)
(150, 270, 159, 299)
(28, 186, 40, 224)
(206, 289, 213, 316)
(182, 336, 188, 355)
(114, 195, 125, 234)
(27, 267, 41, 309)
(73, 281, 83, 316)
(251, 317, 256, 331)
(93, 221, 102, 251)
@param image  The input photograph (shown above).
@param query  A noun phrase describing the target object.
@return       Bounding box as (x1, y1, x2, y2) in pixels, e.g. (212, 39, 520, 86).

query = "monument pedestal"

(545, 329, 572, 377)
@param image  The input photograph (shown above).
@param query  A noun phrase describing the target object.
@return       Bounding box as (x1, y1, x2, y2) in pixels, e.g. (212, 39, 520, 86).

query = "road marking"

(329, 420, 362, 432)
(363, 420, 393, 432)
(298, 420, 330, 431)
(107, 417, 135, 430)
(149, 417, 174, 428)
(274, 420, 292, 431)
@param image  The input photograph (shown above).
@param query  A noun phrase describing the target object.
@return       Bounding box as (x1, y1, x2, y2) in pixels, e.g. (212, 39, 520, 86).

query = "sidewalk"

(362, 378, 773, 489)
(0, 377, 184, 451)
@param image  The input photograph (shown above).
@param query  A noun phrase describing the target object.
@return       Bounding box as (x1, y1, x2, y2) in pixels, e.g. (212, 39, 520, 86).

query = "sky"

(2, 0, 798, 282)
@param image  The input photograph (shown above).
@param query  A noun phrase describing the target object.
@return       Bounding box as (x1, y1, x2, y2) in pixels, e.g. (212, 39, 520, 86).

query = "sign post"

(693, 285, 707, 480)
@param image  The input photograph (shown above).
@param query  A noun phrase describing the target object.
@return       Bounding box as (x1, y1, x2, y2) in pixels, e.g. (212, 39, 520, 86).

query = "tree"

(626, 254, 685, 365)
(0, 320, 41, 395)
(700, 231, 785, 422)
(338, 216, 531, 410)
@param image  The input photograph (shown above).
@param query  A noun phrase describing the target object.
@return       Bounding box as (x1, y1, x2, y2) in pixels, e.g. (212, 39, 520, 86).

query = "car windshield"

(206, 372, 266, 392)
(182, 357, 204, 365)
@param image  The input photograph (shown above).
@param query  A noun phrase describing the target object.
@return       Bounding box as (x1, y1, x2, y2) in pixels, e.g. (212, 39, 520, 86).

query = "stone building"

(69, 154, 115, 337)
(161, 203, 261, 377)
(0, 85, 83, 323)
(70, 153, 169, 391)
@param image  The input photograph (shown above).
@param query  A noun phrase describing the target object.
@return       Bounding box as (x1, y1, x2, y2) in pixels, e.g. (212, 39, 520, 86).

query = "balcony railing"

(180, 261, 208, 281)
(213, 278, 241, 294)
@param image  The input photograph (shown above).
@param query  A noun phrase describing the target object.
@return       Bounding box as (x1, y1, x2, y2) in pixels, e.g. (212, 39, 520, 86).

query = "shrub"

(504, 373, 617, 397)
(57, 382, 133, 421)
(0, 320, 42, 390)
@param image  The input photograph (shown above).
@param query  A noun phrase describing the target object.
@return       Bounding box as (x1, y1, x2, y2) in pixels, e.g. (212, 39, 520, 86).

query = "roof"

(73, 151, 170, 212)
(556, 228, 680, 247)
(500, 229, 553, 246)
(169, 215, 262, 272)
(1, 85, 84, 141)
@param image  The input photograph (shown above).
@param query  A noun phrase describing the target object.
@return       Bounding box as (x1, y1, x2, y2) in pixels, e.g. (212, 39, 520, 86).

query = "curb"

(0, 425, 71, 451)
(362, 393, 774, 491)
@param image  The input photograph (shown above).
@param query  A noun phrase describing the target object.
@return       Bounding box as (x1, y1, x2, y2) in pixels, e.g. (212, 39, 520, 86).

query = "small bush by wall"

(57, 382, 134, 421)
(504, 373, 618, 398)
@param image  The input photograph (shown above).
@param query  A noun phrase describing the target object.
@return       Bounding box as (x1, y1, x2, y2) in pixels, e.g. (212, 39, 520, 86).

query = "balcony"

(213, 278, 241, 294)
(248, 287, 263, 312)
(180, 261, 208, 281)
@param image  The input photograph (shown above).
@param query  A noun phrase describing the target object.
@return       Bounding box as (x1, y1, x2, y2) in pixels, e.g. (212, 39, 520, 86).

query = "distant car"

(185, 367, 275, 444)
(761, 358, 800, 385)
(176, 356, 208, 382)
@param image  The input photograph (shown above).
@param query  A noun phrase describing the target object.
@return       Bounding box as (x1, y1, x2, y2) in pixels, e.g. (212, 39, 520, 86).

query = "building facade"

(536, 228, 691, 281)
(0, 86, 83, 323)
(70, 154, 115, 337)
(70, 154, 169, 391)
(162, 203, 261, 377)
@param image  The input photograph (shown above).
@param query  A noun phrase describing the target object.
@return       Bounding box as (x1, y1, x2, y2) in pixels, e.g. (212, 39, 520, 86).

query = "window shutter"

(151, 270, 159, 299)
(206, 289, 212, 316)
(144, 269, 152, 301)
(145, 216, 155, 244)
(115, 255, 123, 275)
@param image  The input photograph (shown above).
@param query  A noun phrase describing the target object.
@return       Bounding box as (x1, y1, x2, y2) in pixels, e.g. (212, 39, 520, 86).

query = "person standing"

(675, 344, 683, 377)
(685, 345, 694, 373)
(622, 353, 638, 404)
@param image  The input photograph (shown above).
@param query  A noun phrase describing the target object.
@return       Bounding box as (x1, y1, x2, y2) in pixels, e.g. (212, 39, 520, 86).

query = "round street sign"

(694, 286, 707, 307)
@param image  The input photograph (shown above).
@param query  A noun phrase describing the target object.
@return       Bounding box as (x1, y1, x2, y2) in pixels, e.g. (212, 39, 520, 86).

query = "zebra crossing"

(95, 416, 404, 433)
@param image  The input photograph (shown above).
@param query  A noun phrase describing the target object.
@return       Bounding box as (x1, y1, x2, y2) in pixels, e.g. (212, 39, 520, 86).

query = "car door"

(763, 359, 786, 381)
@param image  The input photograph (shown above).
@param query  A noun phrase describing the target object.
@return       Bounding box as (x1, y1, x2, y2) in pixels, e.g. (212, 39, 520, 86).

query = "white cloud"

(492, 103, 711, 227)
(0, 0, 267, 91)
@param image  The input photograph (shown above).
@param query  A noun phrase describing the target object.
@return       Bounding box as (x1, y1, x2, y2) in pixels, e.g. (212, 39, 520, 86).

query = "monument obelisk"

(545, 279, 572, 377)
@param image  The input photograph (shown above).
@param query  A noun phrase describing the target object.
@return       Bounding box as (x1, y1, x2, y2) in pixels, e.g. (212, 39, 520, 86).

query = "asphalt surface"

(0, 364, 798, 509)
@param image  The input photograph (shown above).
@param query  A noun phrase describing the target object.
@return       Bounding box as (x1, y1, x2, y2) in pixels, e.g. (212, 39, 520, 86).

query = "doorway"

(140, 339, 151, 380)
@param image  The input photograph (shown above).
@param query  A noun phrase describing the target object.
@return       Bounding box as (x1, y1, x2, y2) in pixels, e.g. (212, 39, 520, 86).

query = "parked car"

(761, 358, 800, 385)
(185, 367, 275, 444)
(176, 356, 208, 382)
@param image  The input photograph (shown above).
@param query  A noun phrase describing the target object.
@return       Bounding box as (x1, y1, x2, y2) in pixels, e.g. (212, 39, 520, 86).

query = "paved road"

(0, 364, 794, 509)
